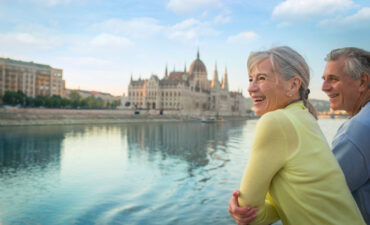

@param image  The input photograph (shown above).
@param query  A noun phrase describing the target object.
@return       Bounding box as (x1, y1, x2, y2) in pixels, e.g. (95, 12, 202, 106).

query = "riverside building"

(0, 57, 66, 98)
(128, 51, 249, 116)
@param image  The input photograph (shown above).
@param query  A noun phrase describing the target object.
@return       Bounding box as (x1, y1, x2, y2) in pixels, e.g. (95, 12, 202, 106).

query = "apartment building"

(0, 57, 66, 97)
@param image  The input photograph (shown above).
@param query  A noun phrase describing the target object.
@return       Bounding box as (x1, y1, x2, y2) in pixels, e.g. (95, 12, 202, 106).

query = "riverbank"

(0, 108, 249, 126)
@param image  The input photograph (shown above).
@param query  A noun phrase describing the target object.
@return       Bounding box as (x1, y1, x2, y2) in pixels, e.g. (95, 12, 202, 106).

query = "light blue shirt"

(332, 101, 370, 224)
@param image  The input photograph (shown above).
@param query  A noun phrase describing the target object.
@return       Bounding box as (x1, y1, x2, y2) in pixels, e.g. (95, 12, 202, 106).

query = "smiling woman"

(247, 58, 294, 115)
(247, 46, 317, 118)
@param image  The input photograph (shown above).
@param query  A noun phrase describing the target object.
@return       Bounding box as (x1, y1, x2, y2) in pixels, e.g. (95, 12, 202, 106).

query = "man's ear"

(359, 73, 370, 92)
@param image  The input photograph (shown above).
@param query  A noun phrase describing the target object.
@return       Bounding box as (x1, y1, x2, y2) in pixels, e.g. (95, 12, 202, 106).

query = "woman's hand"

(228, 190, 258, 225)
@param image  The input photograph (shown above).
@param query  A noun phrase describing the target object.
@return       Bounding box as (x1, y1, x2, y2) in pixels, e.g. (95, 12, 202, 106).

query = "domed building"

(127, 51, 248, 116)
(189, 51, 208, 90)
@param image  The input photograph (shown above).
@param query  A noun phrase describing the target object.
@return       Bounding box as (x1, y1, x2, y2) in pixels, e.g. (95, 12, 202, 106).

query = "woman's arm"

(238, 112, 292, 225)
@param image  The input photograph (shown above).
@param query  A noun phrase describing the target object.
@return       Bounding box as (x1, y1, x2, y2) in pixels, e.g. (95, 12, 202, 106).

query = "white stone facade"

(127, 52, 248, 116)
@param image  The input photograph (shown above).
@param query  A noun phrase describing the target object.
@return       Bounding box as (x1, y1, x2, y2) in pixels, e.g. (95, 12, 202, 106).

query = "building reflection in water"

(125, 121, 246, 172)
(0, 126, 67, 175)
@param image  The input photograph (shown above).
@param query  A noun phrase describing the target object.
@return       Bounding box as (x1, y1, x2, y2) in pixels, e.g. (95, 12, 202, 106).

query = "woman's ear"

(290, 77, 302, 93)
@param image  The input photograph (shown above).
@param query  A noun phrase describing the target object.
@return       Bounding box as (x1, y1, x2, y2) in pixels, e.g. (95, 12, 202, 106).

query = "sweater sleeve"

(333, 135, 368, 192)
(238, 111, 293, 225)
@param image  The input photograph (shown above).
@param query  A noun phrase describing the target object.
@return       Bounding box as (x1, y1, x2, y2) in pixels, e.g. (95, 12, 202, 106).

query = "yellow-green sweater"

(238, 101, 365, 225)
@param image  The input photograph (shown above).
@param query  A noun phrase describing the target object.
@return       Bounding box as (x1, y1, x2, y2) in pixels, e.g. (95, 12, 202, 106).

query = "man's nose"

(321, 80, 331, 92)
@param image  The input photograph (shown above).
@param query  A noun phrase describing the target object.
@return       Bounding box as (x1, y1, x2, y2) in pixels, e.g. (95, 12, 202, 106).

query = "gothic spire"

(221, 67, 229, 91)
(165, 64, 168, 78)
(211, 63, 220, 89)
(197, 48, 200, 59)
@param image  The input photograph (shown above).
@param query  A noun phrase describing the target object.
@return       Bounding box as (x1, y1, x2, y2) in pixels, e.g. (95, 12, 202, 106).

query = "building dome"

(189, 51, 207, 75)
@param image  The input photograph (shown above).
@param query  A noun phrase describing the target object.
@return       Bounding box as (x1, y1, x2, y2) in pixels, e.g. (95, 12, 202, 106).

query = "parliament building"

(128, 51, 248, 116)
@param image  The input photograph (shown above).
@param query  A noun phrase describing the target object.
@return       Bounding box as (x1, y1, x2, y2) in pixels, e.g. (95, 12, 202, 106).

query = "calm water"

(0, 118, 344, 225)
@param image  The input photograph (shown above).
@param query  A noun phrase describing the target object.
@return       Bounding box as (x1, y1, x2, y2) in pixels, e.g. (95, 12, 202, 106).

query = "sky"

(0, 0, 369, 99)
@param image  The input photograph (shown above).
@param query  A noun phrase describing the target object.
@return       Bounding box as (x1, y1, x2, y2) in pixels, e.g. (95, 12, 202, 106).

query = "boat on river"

(200, 116, 225, 123)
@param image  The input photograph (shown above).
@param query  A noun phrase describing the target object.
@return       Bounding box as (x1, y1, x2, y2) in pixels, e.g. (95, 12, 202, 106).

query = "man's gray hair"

(325, 47, 370, 80)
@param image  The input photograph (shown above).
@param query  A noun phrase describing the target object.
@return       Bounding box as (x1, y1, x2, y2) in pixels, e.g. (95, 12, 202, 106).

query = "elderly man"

(322, 47, 370, 224)
(229, 47, 370, 225)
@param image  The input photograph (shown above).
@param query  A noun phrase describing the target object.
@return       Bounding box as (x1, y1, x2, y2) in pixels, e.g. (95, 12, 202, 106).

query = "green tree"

(86, 95, 96, 109)
(16, 91, 27, 106)
(69, 91, 82, 108)
(61, 98, 71, 108)
(2, 91, 27, 106)
(95, 97, 104, 109)
(112, 99, 121, 109)
(34, 96, 47, 107)
(26, 96, 34, 107)
(2, 91, 17, 105)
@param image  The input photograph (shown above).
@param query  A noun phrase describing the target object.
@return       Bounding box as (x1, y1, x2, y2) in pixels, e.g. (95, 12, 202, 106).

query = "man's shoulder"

(354, 101, 370, 121)
(348, 102, 370, 131)
(336, 103, 370, 156)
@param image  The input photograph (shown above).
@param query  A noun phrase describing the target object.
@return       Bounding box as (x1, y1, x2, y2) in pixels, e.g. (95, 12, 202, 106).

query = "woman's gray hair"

(325, 47, 370, 82)
(247, 46, 317, 119)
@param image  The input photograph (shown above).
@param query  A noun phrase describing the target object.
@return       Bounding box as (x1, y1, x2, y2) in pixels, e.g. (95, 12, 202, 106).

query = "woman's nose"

(248, 81, 258, 93)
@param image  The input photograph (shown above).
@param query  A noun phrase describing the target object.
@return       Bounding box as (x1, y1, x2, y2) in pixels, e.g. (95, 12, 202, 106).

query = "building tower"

(221, 67, 229, 91)
(211, 63, 220, 89)
(189, 50, 208, 90)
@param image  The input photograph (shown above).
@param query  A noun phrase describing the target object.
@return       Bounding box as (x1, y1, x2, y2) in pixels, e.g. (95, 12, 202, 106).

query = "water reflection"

(0, 120, 249, 225)
(0, 126, 66, 174)
(125, 121, 245, 170)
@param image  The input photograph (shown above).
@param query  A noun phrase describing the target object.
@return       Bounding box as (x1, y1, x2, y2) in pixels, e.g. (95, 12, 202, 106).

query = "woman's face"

(248, 58, 292, 115)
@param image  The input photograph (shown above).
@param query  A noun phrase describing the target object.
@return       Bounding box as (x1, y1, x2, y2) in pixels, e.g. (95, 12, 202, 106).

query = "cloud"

(91, 18, 163, 39)
(272, 0, 354, 22)
(166, 18, 219, 41)
(89, 33, 134, 51)
(227, 31, 258, 44)
(319, 7, 370, 29)
(58, 56, 114, 69)
(167, 0, 222, 14)
(214, 10, 231, 24)
(0, 32, 63, 52)
(25, 0, 73, 6)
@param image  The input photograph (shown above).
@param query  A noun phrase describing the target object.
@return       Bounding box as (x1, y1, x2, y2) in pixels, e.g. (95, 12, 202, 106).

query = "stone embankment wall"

(0, 108, 185, 126)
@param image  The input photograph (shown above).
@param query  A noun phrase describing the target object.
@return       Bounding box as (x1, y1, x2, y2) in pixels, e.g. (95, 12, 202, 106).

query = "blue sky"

(0, 0, 369, 99)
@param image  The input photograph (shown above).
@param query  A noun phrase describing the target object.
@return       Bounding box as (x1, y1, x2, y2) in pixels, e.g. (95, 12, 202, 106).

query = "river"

(0, 118, 345, 225)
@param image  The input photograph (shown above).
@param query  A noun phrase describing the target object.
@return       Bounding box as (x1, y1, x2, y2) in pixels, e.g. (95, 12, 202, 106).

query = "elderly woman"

(229, 46, 366, 225)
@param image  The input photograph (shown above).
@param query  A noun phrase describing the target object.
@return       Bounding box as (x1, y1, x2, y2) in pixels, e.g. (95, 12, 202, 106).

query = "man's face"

(322, 56, 362, 115)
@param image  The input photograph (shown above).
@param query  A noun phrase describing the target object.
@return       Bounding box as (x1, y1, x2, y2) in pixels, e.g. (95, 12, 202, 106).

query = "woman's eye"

(258, 76, 265, 80)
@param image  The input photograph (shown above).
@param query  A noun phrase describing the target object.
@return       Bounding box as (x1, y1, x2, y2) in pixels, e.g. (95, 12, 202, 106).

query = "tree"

(69, 91, 82, 108)
(61, 98, 71, 108)
(86, 95, 97, 109)
(95, 97, 104, 109)
(34, 96, 47, 107)
(16, 91, 27, 106)
(2, 91, 17, 105)
(2, 90, 27, 106)
(47, 95, 63, 108)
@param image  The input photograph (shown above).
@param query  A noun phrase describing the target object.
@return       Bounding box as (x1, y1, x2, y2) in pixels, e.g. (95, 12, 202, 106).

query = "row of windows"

(129, 91, 182, 97)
